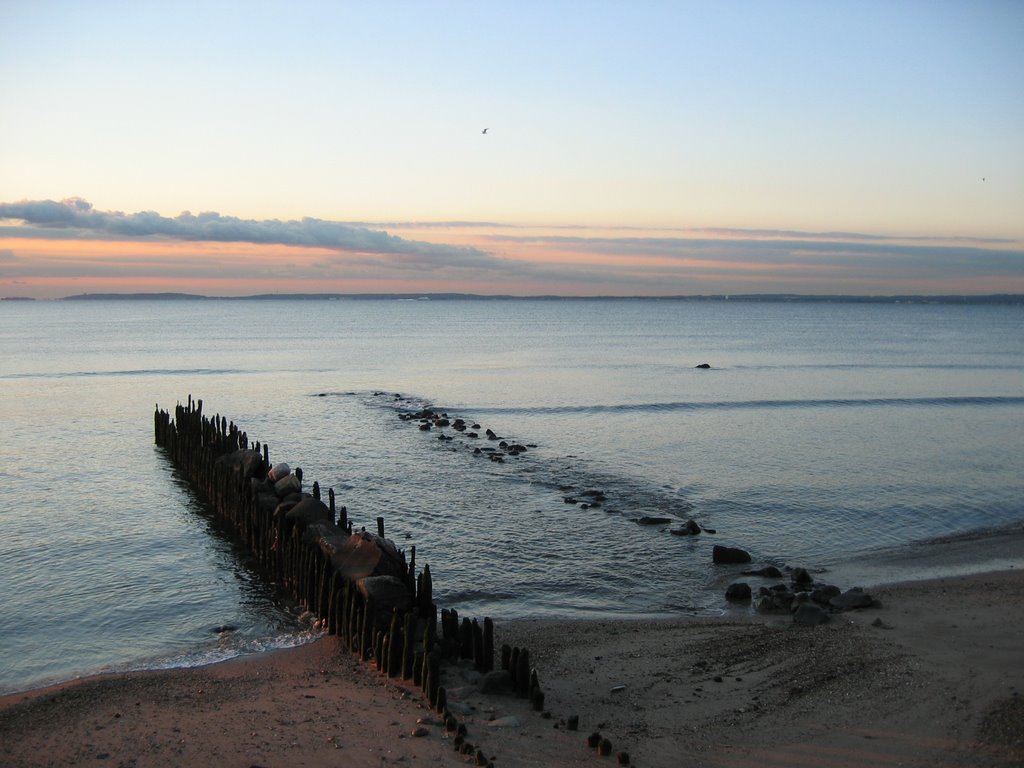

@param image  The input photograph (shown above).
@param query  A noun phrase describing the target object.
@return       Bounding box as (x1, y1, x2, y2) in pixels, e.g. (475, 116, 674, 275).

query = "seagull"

(482, 128, 488, 134)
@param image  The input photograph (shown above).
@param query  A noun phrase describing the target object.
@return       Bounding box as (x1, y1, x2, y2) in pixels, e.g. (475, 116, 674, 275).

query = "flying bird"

(482, 128, 488, 134)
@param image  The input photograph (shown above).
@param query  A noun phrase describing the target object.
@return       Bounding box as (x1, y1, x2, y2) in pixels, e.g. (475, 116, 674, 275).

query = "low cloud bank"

(0, 198, 500, 269)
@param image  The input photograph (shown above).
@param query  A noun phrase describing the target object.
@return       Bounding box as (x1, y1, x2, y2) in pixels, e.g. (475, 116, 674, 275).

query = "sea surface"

(1, 298, 1022, 695)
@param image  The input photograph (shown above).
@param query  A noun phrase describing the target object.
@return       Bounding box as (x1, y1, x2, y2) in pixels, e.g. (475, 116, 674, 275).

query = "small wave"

(438, 588, 522, 605)
(137, 627, 323, 674)
(1, 367, 252, 380)
(476, 395, 1024, 415)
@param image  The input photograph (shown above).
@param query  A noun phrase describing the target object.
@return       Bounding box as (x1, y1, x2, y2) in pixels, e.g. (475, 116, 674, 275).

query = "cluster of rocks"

(389, 394, 708, 537)
(397, 405, 533, 463)
(717, 546, 879, 625)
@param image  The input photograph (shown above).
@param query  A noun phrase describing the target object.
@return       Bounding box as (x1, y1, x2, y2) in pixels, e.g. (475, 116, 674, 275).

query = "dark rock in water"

(793, 603, 831, 625)
(668, 518, 701, 536)
(713, 545, 752, 564)
(791, 567, 814, 586)
(419, 423, 431, 431)
(213, 624, 237, 634)
(637, 516, 673, 525)
(829, 587, 875, 610)
(725, 582, 752, 602)
(742, 565, 783, 578)
(695, 363, 711, 369)
(563, 496, 578, 505)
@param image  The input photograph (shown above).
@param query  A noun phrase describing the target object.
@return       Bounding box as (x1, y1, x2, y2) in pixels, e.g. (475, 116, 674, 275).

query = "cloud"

(0, 198, 502, 270)
(483, 233, 1024, 281)
(2, 200, 1021, 296)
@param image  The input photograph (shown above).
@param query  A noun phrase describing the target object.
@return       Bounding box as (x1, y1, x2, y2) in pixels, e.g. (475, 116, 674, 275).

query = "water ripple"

(476, 395, 1024, 415)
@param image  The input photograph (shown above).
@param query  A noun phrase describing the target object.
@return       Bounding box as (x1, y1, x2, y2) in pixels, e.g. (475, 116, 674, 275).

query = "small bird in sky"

(482, 128, 488, 134)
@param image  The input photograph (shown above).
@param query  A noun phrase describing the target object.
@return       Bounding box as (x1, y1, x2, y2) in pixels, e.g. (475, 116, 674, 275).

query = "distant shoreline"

(4, 292, 1023, 305)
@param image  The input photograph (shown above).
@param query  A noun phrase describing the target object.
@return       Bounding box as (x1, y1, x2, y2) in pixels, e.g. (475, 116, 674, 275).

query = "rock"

(771, 590, 795, 611)
(671, 519, 703, 536)
(793, 603, 831, 625)
(695, 363, 711, 369)
(214, 448, 266, 481)
(479, 670, 514, 694)
(725, 582, 752, 602)
(790, 567, 814, 586)
(713, 545, 752, 564)
(637, 516, 673, 525)
(753, 595, 776, 613)
(829, 587, 875, 610)
(412, 726, 430, 737)
(811, 584, 841, 604)
(357, 575, 413, 613)
(485, 716, 521, 728)
(741, 566, 783, 578)
(284, 496, 330, 529)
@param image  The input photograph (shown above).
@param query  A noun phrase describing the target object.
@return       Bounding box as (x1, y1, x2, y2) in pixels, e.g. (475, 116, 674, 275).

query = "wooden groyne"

(153, 396, 559, 764)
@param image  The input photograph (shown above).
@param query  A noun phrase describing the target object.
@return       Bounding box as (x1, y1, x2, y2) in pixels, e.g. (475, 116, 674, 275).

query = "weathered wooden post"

(515, 648, 531, 698)
(401, 611, 416, 680)
(483, 617, 494, 672)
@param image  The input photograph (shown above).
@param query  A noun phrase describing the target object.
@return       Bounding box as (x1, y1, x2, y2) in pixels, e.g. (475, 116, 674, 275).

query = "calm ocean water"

(1, 298, 1022, 695)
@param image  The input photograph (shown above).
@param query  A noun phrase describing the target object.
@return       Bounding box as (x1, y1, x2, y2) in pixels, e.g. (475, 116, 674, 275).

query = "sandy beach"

(2, 568, 1022, 768)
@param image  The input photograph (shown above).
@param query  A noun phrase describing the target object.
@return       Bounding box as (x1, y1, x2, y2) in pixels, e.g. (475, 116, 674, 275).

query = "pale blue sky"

(1, 1, 1022, 296)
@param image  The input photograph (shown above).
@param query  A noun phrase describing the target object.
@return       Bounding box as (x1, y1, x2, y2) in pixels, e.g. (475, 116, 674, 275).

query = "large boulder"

(793, 603, 831, 626)
(215, 448, 266, 480)
(725, 582, 752, 602)
(829, 587, 875, 611)
(285, 496, 331, 530)
(357, 575, 413, 613)
(331, 530, 406, 581)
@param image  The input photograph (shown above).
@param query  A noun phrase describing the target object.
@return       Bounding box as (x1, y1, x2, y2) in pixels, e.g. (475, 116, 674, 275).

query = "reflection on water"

(1, 298, 1021, 694)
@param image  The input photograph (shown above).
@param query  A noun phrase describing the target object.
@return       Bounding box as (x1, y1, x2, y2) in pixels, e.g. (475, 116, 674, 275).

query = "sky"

(1, 1, 1022, 298)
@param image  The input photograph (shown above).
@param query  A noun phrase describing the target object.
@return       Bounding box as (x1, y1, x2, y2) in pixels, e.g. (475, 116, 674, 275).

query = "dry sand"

(2, 569, 1022, 768)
